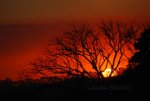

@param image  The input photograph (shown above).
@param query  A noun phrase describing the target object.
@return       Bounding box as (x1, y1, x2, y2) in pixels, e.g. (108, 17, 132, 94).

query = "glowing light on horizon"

(102, 67, 117, 78)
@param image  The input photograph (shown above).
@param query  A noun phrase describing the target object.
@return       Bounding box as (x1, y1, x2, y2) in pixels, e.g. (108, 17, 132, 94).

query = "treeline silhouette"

(0, 77, 132, 100)
(0, 69, 149, 100)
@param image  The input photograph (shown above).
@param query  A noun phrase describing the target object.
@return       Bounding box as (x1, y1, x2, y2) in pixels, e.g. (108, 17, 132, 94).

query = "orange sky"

(0, 0, 150, 80)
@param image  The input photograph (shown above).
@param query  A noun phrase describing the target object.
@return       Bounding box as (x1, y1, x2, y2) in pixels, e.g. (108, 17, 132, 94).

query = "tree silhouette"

(31, 20, 140, 79)
(126, 27, 150, 81)
(121, 27, 150, 96)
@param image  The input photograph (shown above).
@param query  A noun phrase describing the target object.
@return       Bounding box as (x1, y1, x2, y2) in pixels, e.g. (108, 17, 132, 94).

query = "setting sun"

(102, 68, 117, 78)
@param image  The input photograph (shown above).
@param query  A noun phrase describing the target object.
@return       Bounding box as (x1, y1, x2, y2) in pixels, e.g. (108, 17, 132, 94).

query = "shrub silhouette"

(123, 27, 150, 94)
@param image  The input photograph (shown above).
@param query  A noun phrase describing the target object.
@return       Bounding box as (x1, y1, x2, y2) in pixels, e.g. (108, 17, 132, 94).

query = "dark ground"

(0, 76, 149, 101)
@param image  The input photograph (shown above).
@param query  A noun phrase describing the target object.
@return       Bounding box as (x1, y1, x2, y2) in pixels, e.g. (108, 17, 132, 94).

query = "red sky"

(0, 0, 150, 80)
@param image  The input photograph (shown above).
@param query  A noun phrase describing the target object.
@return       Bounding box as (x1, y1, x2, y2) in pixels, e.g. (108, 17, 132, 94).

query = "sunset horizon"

(0, 0, 150, 80)
(0, 0, 150, 100)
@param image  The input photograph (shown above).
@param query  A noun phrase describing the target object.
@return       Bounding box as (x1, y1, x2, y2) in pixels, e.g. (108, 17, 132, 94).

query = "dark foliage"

(122, 28, 150, 95)
(0, 74, 148, 101)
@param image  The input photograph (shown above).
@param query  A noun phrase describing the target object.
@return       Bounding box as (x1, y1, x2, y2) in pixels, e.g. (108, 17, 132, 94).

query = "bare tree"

(18, 69, 34, 81)
(31, 20, 140, 79)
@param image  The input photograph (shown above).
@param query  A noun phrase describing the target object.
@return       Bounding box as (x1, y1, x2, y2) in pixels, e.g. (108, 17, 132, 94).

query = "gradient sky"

(0, 0, 150, 24)
(0, 0, 150, 80)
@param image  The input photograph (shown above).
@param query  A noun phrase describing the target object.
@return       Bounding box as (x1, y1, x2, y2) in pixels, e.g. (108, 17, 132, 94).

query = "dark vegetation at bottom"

(0, 75, 149, 100)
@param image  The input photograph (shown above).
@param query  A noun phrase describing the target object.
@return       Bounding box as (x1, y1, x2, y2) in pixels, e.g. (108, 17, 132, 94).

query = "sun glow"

(102, 67, 117, 78)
